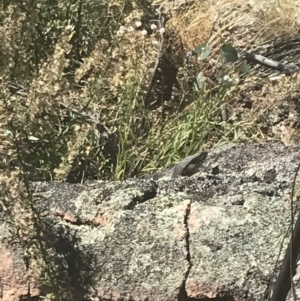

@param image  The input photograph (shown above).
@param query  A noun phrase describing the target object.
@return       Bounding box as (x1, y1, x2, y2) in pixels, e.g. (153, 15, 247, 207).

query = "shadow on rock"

(37, 219, 99, 301)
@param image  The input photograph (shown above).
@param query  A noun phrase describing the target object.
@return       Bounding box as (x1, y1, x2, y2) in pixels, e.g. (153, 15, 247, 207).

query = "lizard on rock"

(171, 151, 208, 179)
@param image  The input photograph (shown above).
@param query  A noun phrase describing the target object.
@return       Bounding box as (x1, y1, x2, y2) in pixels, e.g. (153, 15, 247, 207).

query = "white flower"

(135, 21, 142, 28)
(127, 26, 134, 32)
(116, 26, 126, 36)
(141, 29, 148, 36)
(150, 24, 157, 30)
(159, 27, 165, 34)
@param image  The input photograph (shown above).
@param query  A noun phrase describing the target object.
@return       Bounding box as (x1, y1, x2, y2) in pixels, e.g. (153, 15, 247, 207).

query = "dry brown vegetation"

(1, 0, 300, 183)
(1, 0, 300, 298)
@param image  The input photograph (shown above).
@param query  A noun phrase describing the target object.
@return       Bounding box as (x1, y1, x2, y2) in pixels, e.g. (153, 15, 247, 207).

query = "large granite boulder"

(1, 142, 299, 301)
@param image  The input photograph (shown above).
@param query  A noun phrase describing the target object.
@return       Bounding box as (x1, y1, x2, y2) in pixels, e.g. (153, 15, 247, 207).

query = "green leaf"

(221, 44, 238, 55)
(239, 64, 251, 74)
(220, 44, 239, 63)
(194, 43, 206, 55)
(194, 43, 211, 60)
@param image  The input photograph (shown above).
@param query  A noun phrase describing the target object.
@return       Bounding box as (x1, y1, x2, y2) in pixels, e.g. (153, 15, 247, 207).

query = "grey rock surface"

(1, 142, 299, 301)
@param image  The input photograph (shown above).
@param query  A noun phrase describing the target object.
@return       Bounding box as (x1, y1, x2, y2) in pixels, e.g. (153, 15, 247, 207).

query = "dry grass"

(253, 0, 300, 38)
(166, 0, 300, 148)
(0, 0, 232, 185)
(2, 0, 300, 298)
(0, 0, 299, 181)
(166, 0, 216, 49)
(165, 0, 300, 51)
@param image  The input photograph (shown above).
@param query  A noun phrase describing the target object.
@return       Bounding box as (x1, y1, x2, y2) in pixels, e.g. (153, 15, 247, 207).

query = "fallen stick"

(243, 52, 299, 75)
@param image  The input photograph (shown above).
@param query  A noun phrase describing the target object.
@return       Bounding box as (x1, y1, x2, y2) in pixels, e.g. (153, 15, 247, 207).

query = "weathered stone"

(1, 142, 299, 300)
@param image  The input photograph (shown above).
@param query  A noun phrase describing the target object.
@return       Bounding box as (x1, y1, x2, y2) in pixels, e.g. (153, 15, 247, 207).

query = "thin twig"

(243, 52, 299, 75)
(270, 162, 300, 301)
(144, 11, 165, 107)
(289, 162, 300, 301)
